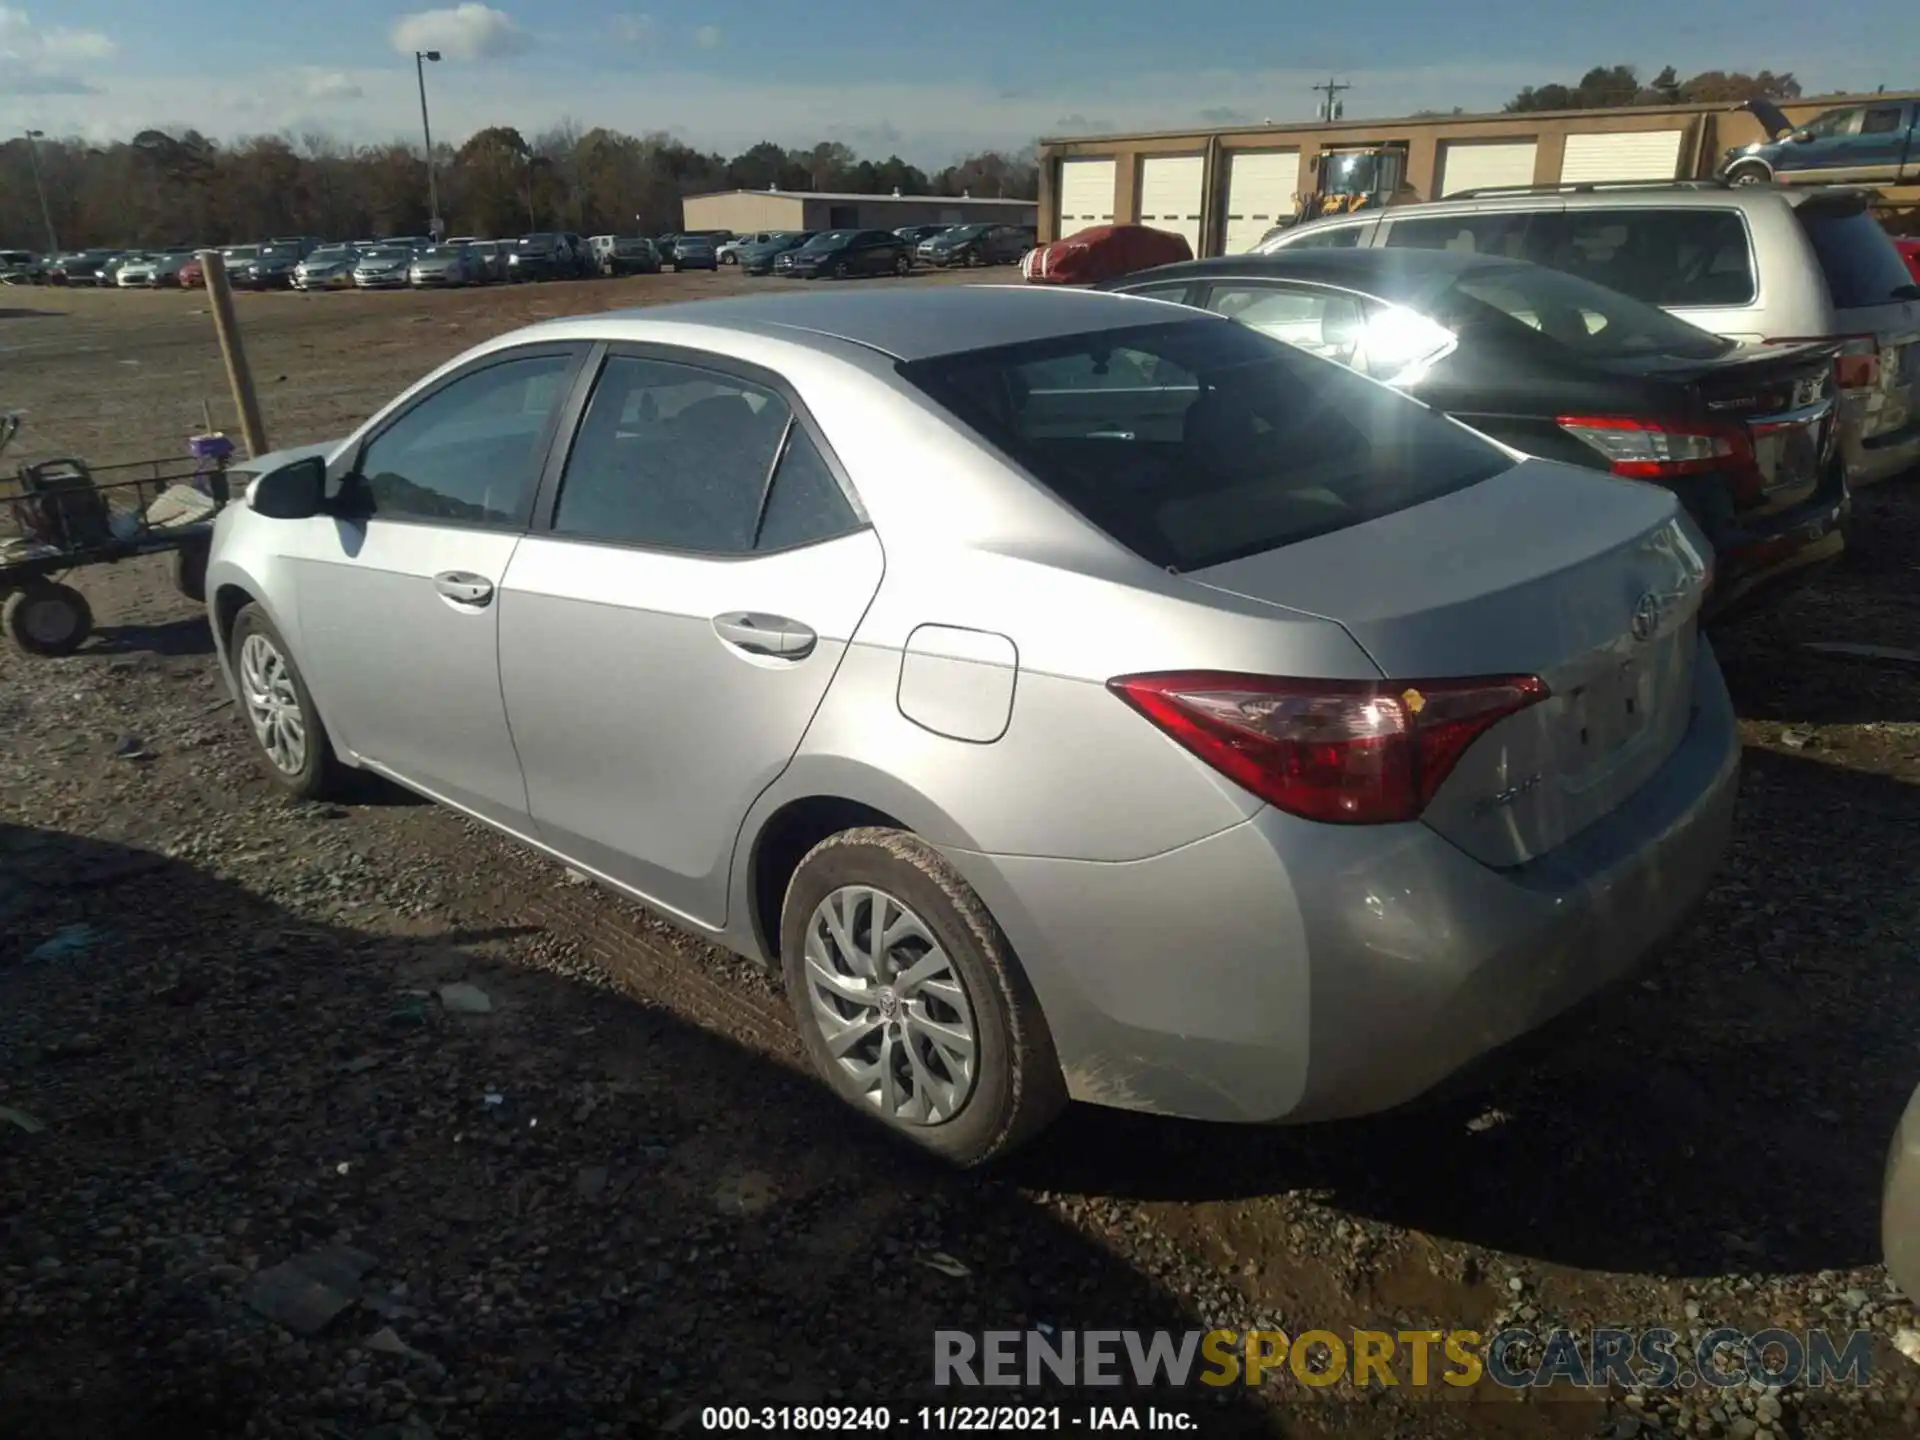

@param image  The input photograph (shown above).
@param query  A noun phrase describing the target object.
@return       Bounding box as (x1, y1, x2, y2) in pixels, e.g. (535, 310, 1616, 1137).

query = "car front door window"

(351, 354, 575, 526)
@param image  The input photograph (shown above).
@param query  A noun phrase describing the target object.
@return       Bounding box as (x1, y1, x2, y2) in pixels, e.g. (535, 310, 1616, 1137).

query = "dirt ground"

(4, 272, 1920, 1438)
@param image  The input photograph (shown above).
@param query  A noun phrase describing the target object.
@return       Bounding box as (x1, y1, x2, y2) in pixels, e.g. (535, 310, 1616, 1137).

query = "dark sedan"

(1105, 248, 1848, 618)
(775, 229, 912, 280)
(737, 231, 813, 275)
(671, 234, 719, 271)
(915, 223, 1033, 268)
(506, 233, 586, 282)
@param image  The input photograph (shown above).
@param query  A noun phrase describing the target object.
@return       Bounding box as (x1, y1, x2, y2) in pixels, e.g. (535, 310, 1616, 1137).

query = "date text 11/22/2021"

(699, 1404, 1200, 1431)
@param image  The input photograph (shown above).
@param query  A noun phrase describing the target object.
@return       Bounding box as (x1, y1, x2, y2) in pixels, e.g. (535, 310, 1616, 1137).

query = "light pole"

(22, 129, 57, 255)
(413, 50, 442, 240)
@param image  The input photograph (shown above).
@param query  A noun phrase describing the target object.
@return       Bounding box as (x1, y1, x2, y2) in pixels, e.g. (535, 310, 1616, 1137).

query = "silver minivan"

(1257, 183, 1920, 486)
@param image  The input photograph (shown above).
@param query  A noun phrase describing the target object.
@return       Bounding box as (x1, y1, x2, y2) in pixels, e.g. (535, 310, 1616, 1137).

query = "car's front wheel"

(780, 827, 1066, 1166)
(1725, 162, 1771, 186)
(230, 602, 342, 801)
(892, 254, 911, 277)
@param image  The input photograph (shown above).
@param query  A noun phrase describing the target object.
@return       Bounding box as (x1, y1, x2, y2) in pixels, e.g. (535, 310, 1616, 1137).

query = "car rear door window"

(352, 352, 577, 526)
(553, 355, 858, 553)
(1383, 212, 1535, 259)
(1201, 282, 1370, 366)
(1863, 105, 1905, 135)
(900, 318, 1508, 572)
(1798, 207, 1917, 308)
(1526, 208, 1756, 307)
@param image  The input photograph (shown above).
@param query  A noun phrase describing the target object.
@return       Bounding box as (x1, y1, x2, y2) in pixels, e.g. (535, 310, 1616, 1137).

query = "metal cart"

(0, 414, 234, 658)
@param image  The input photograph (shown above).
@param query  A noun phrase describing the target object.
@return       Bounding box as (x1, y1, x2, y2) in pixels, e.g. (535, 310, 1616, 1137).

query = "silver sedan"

(202, 288, 1740, 1164)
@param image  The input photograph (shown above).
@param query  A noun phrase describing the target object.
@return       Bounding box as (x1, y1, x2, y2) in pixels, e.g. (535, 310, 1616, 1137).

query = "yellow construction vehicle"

(1292, 142, 1416, 226)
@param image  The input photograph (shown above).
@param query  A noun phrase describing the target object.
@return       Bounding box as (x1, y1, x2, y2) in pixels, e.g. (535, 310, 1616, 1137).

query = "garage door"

(1057, 158, 1116, 233)
(1559, 131, 1686, 184)
(1435, 139, 1538, 197)
(1223, 150, 1299, 253)
(1138, 155, 1205, 255)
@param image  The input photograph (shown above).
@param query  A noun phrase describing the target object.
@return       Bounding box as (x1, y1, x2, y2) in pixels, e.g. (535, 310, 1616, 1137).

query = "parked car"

(216, 245, 262, 283)
(177, 256, 205, 289)
(670, 234, 720, 271)
(591, 236, 661, 276)
(409, 243, 485, 288)
(1256, 183, 1920, 488)
(265, 235, 326, 259)
(352, 245, 416, 290)
(117, 251, 195, 287)
(1023, 224, 1194, 284)
(293, 244, 361, 291)
(0, 250, 47, 284)
(49, 249, 118, 286)
(1106, 247, 1848, 616)
(506, 233, 587, 282)
(738, 232, 814, 275)
(205, 286, 1739, 1163)
(895, 224, 954, 246)
(716, 232, 782, 266)
(776, 229, 912, 279)
(657, 230, 735, 268)
(468, 240, 510, 283)
(244, 243, 307, 290)
(1723, 97, 1920, 188)
(916, 223, 1035, 268)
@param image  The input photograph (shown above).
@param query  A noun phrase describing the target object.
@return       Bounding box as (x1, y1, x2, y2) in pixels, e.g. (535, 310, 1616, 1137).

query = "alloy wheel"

(238, 631, 309, 776)
(802, 885, 979, 1124)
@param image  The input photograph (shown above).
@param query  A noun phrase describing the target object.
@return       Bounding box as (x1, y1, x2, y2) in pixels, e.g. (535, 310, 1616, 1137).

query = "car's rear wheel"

(893, 254, 911, 277)
(832, 260, 851, 279)
(230, 603, 342, 801)
(780, 827, 1066, 1166)
(3, 582, 93, 658)
(1726, 163, 1771, 186)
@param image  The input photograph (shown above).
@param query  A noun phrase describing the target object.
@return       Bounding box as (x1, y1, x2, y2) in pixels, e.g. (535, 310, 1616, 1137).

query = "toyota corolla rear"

(883, 313, 1739, 1125)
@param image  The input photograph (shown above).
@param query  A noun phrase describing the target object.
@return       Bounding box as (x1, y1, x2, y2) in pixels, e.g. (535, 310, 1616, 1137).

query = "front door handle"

(434, 571, 494, 607)
(711, 611, 816, 659)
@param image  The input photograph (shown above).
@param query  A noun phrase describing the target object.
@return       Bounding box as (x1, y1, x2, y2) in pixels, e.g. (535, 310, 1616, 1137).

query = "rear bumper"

(1847, 411, 1920, 486)
(1702, 464, 1851, 619)
(940, 644, 1740, 1125)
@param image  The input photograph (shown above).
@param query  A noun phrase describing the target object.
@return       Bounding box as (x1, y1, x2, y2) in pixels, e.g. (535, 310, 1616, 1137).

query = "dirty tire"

(3, 582, 92, 657)
(229, 602, 344, 802)
(173, 536, 211, 603)
(780, 827, 1066, 1166)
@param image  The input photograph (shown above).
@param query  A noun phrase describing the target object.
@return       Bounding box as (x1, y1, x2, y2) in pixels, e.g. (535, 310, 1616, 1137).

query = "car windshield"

(678, 236, 714, 248)
(260, 246, 298, 260)
(1435, 261, 1733, 360)
(802, 231, 855, 250)
(308, 246, 351, 259)
(419, 247, 461, 258)
(900, 318, 1510, 572)
(614, 239, 649, 253)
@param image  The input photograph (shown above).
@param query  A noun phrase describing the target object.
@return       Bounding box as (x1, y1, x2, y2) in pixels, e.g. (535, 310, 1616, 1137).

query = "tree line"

(1504, 66, 1805, 114)
(0, 125, 1041, 252)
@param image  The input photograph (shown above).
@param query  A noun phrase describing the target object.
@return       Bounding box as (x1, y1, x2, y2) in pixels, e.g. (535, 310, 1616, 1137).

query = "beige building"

(681, 189, 1039, 234)
(1036, 91, 1920, 256)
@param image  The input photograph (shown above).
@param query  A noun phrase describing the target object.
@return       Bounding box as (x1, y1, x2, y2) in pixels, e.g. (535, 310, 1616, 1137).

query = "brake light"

(1768, 333, 1878, 391)
(1108, 671, 1549, 825)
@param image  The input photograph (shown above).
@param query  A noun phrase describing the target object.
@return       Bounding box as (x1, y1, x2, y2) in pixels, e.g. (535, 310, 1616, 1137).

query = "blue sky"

(1, 0, 1913, 166)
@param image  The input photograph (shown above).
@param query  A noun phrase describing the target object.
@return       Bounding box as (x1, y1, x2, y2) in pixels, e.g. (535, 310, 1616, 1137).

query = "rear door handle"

(434, 571, 494, 607)
(711, 611, 816, 659)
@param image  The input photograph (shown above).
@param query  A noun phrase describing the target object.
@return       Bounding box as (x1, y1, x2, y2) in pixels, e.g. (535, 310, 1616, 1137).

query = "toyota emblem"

(1630, 593, 1661, 642)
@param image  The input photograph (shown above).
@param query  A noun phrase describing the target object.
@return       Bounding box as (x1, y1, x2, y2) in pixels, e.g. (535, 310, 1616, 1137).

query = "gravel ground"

(4, 278, 1920, 1438)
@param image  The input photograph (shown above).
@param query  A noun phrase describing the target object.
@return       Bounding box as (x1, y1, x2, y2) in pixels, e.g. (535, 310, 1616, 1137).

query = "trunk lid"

(1186, 458, 1711, 867)
(1594, 341, 1841, 515)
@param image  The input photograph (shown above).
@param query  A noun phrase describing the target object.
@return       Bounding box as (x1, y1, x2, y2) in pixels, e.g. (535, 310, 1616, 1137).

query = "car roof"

(573, 286, 1205, 361)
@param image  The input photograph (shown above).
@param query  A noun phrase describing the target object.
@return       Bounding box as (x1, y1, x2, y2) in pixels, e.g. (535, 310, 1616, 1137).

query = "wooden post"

(196, 249, 269, 459)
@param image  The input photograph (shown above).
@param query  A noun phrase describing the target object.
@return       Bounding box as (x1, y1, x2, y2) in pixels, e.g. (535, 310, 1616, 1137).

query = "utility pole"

(1311, 77, 1351, 123)
(414, 50, 443, 240)
(23, 129, 57, 255)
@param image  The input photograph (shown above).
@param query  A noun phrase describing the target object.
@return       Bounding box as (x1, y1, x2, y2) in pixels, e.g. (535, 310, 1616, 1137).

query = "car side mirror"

(248, 455, 326, 519)
(1792, 130, 1814, 144)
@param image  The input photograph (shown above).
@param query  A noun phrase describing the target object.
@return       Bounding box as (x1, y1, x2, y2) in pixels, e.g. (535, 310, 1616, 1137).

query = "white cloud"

(0, 5, 112, 95)
(609, 13, 655, 45)
(301, 70, 364, 102)
(691, 24, 721, 49)
(389, 4, 532, 62)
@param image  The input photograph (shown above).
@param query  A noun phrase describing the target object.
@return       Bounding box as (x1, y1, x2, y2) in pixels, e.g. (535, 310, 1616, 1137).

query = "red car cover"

(1895, 237, 1920, 287)
(1021, 224, 1193, 284)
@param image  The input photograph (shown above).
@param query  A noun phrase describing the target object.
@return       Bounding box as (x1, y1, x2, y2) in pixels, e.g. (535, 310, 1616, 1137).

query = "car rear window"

(1526, 208, 1757, 308)
(898, 319, 1510, 572)
(1799, 208, 1916, 309)
(1440, 260, 1733, 360)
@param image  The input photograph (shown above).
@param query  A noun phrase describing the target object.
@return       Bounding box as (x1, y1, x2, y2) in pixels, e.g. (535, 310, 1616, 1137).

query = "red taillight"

(1107, 671, 1549, 826)
(1768, 333, 1879, 391)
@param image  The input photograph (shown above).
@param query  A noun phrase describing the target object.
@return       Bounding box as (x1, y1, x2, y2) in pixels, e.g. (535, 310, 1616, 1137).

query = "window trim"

(527, 340, 872, 561)
(331, 341, 593, 534)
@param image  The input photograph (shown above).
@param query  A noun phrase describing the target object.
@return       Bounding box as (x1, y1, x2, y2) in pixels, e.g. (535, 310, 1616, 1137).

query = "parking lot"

(4, 272, 1920, 1437)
